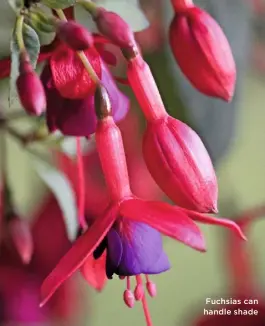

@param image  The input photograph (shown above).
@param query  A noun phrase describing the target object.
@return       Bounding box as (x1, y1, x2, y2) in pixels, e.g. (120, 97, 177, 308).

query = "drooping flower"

(0, 194, 83, 324)
(40, 86, 245, 324)
(127, 54, 218, 213)
(192, 205, 265, 326)
(41, 56, 129, 136)
(169, 0, 236, 101)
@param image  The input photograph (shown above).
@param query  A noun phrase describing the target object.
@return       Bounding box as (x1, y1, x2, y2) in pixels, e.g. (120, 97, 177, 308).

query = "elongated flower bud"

(169, 5, 236, 101)
(16, 52, 46, 116)
(95, 86, 131, 201)
(127, 55, 218, 212)
(94, 8, 135, 49)
(56, 21, 93, 51)
(143, 116, 218, 213)
(8, 216, 34, 264)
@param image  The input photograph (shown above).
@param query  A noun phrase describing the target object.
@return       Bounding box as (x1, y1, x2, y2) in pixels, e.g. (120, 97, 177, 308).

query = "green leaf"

(9, 23, 40, 108)
(33, 159, 78, 241)
(8, 0, 23, 12)
(29, 12, 56, 34)
(41, 0, 75, 9)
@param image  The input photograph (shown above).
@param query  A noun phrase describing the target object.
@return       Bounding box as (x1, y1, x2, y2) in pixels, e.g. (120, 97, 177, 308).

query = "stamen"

(141, 294, 153, 326)
(145, 275, 157, 298)
(119, 276, 125, 280)
(134, 275, 144, 301)
(123, 277, 135, 308)
(76, 137, 87, 230)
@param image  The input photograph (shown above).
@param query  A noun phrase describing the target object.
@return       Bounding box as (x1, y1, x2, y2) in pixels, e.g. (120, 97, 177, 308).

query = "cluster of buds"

(0, 0, 243, 325)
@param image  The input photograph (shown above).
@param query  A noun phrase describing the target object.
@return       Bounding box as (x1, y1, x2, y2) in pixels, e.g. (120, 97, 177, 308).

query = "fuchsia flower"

(40, 86, 245, 325)
(41, 57, 129, 136)
(0, 195, 82, 324)
(193, 206, 265, 326)
(127, 54, 218, 213)
(169, 0, 236, 101)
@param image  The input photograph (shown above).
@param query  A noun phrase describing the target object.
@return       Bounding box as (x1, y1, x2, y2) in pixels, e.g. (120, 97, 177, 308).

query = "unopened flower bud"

(16, 52, 46, 116)
(123, 289, 135, 308)
(8, 216, 34, 264)
(143, 116, 218, 213)
(56, 21, 93, 51)
(94, 8, 135, 49)
(169, 6, 236, 101)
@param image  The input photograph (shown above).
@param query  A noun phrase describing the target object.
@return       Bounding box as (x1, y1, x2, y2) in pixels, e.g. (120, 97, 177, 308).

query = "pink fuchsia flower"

(169, 0, 236, 101)
(41, 58, 129, 136)
(0, 195, 82, 324)
(192, 205, 265, 326)
(127, 54, 218, 213)
(40, 87, 245, 324)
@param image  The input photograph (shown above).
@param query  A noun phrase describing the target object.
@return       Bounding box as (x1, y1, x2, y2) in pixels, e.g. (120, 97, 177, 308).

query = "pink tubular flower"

(127, 54, 218, 213)
(41, 58, 129, 136)
(40, 86, 245, 325)
(169, 0, 236, 101)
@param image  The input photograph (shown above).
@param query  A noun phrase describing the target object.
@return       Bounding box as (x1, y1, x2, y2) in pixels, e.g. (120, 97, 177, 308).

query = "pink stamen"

(123, 277, 135, 308)
(76, 137, 87, 230)
(141, 294, 153, 326)
(145, 275, 157, 297)
(119, 276, 126, 280)
(134, 275, 144, 301)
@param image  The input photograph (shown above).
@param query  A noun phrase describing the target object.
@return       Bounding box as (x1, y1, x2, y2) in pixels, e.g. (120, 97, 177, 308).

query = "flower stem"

(55, 9, 100, 85)
(77, 0, 98, 17)
(76, 137, 87, 230)
(15, 14, 25, 52)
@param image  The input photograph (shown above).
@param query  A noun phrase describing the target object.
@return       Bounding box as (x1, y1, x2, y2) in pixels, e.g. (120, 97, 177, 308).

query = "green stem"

(16, 14, 25, 52)
(76, 0, 98, 17)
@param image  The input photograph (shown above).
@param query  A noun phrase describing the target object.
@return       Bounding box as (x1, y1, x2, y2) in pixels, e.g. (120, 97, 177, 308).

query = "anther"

(134, 275, 144, 301)
(123, 277, 134, 308)
(145, 275, 157, 298)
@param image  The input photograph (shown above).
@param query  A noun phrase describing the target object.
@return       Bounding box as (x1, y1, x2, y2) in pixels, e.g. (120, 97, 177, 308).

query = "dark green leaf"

(9, 23, 40, 108)
(41, 0, 75, 9)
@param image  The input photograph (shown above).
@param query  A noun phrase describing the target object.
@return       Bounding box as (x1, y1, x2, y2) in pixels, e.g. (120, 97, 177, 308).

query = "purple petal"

(106, 228, 123, 279)
(56, 96, 97, 136)
(116, 221, 170, 276)
(41, 64, 63, 133)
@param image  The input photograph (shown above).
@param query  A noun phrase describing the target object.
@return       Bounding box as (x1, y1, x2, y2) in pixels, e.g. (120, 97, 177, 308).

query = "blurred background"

(1, 0, 265, 325)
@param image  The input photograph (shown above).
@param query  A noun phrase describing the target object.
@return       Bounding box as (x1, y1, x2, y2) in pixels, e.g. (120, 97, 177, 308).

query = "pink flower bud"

(16, 53, 46, 116)
(94, 8, 135, 49)
(8, 217, 34, 264)
(169, 6, 236, 101)
(57, 21, 93, 51)
(143, 115, 218, 213)
(123, 289, 135, 308)
(134, 284, 144, 301)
